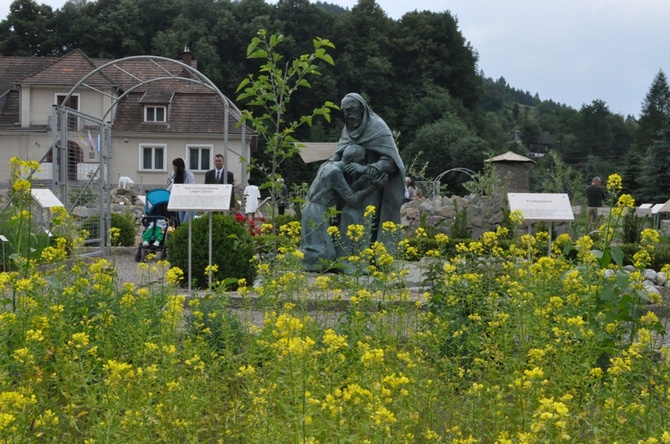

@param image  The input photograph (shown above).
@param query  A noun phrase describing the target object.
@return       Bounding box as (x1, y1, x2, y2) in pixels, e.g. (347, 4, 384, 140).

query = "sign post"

(31, 189, 65, 241)
(168, 184, 233, 292)
(507, 193, 575, 255)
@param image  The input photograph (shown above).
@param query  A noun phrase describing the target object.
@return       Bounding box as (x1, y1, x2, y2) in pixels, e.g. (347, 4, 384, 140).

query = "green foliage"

(401, 236, 438, 258)
(0, 211, 51, 270)
(166, 214, 256, 290)
(619, 242, 670, 270)
(533, 150, 585, 201)
(621, 212, 651, 244)
(450, 202, 471, 239)
(186, 295, 244, 355)
(636, 70, 670, 155)
(462, 161, 502, 197)
(270, 213, 298, 228)
(236, 30, 336, 181)
(235, 30, 337, 229)
(404, 114, 488, 194)
(403, 149, 431, 183)
(81, 212, 136, 247)
(641, 123, 670, 202)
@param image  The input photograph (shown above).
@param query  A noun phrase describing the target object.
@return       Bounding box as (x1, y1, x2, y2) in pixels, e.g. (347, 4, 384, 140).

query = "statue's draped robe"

(332, 93, 405, 251)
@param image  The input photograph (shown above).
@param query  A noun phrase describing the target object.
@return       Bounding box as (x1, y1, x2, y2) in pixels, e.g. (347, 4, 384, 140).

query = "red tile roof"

(0, 50, 250, 135)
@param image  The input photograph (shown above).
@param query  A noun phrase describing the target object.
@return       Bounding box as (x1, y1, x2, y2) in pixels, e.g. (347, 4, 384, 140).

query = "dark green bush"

(166, 214, 257, 290)
(653, 244, 670, 270)
(81, 212, 136, 246)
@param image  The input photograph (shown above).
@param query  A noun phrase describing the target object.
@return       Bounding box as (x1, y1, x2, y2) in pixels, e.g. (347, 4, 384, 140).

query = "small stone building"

(485, 151, 535, 193)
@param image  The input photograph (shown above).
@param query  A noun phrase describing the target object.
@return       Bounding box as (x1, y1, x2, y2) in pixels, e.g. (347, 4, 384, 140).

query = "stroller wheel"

(134, 249, 142, 262)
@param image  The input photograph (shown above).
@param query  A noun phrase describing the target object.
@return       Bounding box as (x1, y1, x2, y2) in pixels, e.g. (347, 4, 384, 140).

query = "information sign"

(31, 189, 64, 208)
(507, 193, 574, 222)
(168, 184, 233, 212)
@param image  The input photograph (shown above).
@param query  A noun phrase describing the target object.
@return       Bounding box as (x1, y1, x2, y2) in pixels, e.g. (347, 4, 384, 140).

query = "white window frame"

(187, 145, 213, 172)
(144, 106, 166, 123)
(139, 144, 167, 171)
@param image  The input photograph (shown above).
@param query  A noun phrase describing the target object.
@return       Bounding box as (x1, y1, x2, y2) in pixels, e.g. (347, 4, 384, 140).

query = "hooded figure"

(330, 93, 405, 251)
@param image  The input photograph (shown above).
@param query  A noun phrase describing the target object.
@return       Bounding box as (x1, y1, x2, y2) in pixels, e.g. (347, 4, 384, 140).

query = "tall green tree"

(393, 11, 480, 110)
(640, 116, 670, 202)
(635, 70, 670, 154)
(330, 0, 396, 119)
(151, 0, 235, 84)
(0, 0, 57, 55)
(403, 113, 487, 194)
(575, 100, 614, 160)
(235, 30, 338, 218)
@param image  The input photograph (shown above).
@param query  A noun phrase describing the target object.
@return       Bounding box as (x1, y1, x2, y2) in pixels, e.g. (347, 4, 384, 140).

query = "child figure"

(142, 219, 167, 247)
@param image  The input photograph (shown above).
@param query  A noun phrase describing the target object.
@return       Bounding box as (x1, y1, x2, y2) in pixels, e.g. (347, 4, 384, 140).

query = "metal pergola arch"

(421, 168, 478, 198)
(51, 55, 248, 252)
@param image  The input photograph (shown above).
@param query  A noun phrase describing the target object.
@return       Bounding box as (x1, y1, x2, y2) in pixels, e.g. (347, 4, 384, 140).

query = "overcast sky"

(2, 0, 667, 118)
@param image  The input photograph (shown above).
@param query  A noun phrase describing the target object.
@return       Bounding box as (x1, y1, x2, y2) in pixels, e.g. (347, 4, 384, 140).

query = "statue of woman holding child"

(300, 93, 405, 271)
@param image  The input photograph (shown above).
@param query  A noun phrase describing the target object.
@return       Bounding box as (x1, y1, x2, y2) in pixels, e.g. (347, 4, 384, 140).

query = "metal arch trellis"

(51, 55, 247, 253)
(428, 168, 478, 198)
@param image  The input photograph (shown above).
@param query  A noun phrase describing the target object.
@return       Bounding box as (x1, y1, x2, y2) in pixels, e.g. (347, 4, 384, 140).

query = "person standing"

(167, 157, 195, 223)
(405, 177, 418, 200)
(244, 178, 261, 222)
(205, 153, 236, 212)
(586, 176, 606, 229)
(277, 178, 288, 215)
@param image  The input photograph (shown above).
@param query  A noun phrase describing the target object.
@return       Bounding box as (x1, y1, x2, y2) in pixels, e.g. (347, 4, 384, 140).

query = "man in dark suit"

(205, 153, 235, 212)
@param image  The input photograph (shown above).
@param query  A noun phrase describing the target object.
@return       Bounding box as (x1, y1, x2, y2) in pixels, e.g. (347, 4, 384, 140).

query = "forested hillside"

(2, 0, 669, 202)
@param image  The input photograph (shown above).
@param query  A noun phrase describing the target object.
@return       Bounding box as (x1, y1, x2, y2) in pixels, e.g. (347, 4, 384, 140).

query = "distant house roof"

(296, 142, 338, 163)
(139, 91, 175, 103)
(485, 151, 535, 163)
(113, 91, 243, 134)
(0, 49, 250, 136)
(19, 49, 114, 88)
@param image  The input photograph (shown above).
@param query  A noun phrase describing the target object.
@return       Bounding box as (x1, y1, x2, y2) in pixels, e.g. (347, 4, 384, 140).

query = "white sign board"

(636, 205, 653, 217)
(31, 189, 64, 208)
(167, 184, 233, 212)
(507, 193, 574, 222)
(652, 203, 666, 215)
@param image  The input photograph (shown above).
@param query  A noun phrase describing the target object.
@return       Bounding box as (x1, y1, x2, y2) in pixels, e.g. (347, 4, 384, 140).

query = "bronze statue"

(301, 93, 404, 271)
(331, 93, 405, 249)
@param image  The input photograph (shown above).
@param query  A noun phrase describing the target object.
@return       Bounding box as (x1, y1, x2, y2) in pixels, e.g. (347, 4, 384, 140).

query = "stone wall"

(400, 194, 573, 238)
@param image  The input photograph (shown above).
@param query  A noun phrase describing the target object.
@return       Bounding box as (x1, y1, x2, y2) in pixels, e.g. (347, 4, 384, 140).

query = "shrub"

(166, 214, 257, 289)
(81, 212, 136, 246)
(271, 213, 298, 228)
(619, 242, 670, 270)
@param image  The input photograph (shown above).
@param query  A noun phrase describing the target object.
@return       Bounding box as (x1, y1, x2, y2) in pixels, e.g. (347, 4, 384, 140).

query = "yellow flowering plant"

(0, 158, 76, 272)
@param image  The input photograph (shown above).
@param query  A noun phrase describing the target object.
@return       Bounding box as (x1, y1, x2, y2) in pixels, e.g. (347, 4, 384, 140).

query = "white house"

(0, 49, 253, 190)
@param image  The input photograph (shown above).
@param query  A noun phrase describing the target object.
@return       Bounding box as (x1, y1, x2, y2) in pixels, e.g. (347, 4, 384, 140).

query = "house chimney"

(180, 46, 197, 78)
(181, 46, 193, 66)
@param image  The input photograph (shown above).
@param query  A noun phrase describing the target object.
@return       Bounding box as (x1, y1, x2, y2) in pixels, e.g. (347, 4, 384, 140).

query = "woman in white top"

(244, 178, 261, 222)
(167, 157, 195, 223)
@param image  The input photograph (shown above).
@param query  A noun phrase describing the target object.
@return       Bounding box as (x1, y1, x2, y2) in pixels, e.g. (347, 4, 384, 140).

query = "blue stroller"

(134, 189, 178, 262)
